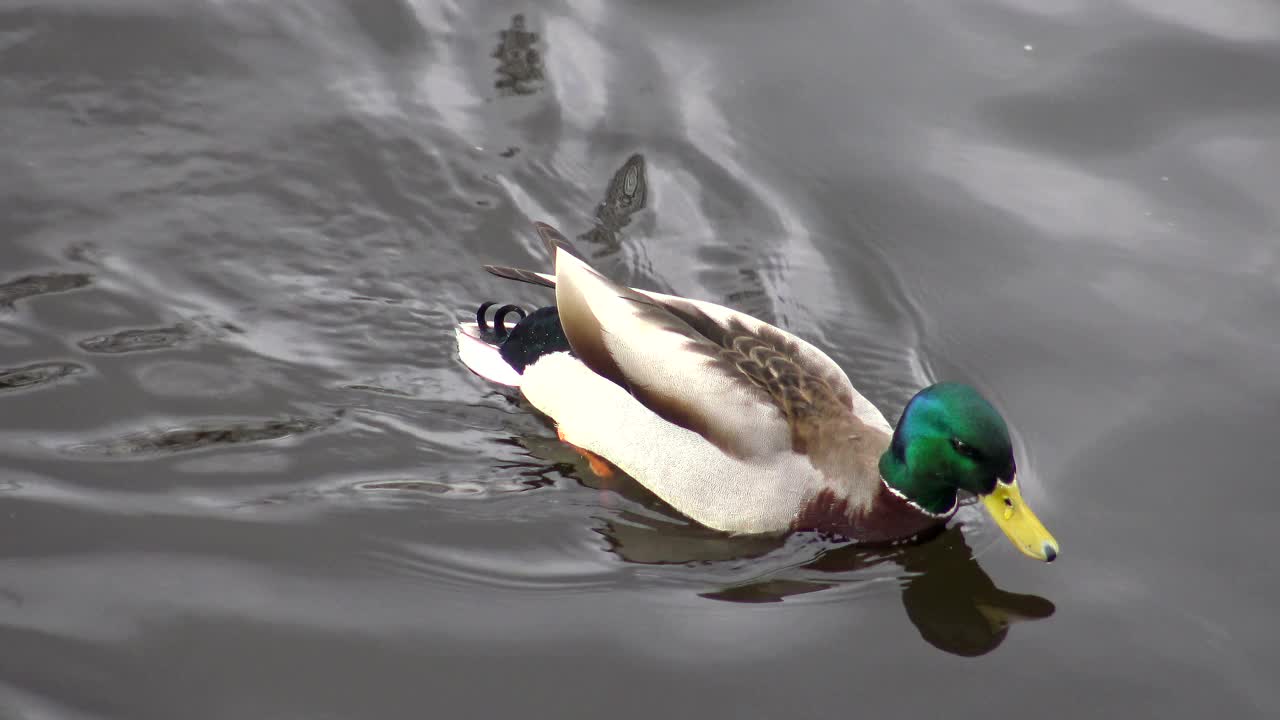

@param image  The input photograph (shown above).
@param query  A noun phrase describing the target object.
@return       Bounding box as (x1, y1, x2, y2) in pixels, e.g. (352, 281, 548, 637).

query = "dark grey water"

(3, 1, 1279, 717)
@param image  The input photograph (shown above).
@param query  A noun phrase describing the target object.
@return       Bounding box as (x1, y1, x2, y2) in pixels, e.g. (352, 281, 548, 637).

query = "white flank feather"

(519, 351, 820, 533)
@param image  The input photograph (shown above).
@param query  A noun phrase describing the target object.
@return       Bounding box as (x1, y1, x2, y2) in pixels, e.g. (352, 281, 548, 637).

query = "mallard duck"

(456, 222, 1059, 561)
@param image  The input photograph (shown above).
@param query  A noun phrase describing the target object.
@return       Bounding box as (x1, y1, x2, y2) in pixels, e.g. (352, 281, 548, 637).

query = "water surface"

(2, 1, 1278, 717)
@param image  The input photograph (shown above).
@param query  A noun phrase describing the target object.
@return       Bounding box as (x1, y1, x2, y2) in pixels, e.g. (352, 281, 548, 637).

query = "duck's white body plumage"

(457, 224, 903, 536)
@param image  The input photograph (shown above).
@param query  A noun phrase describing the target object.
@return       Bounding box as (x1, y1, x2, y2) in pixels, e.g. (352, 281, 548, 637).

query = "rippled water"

(2, 1, 1279, 717)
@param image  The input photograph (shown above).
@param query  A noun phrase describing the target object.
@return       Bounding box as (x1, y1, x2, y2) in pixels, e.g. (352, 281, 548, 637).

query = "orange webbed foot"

(556, 426, 616, 479)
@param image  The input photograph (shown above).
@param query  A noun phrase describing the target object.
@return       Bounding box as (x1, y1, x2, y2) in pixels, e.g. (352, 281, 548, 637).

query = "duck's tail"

(457, 222, 587, 386)
(454, 301, 529, 387)
(456, 298, 575, 387)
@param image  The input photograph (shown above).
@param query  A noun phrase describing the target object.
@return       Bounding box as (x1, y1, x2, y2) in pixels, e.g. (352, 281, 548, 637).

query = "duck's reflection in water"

(517, 432, 1054, 657)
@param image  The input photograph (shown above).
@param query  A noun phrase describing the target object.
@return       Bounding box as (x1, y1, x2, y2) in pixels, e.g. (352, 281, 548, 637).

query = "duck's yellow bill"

(982, 480, 1059, 562)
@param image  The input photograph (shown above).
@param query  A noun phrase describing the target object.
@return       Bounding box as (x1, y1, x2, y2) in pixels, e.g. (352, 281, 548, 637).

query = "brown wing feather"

(652, 300, 858, 455)
(611, 295, 788, 458)
(550, 251, 786, 458)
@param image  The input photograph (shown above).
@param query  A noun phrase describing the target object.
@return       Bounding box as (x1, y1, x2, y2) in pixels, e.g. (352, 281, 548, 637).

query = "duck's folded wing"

(637, 289, 892, 437)
(553, 246, 881, 460)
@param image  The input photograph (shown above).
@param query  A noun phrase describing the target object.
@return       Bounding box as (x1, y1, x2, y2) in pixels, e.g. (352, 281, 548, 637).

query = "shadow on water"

(513, 428, 1054, 658)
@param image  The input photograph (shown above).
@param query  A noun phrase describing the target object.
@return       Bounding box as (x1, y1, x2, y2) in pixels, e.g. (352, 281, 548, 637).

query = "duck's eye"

(950, 437, 984, 461)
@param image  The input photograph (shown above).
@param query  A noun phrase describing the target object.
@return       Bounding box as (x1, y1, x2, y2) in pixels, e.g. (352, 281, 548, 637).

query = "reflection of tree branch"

(493, 14, 544, 97)
(0, 361, 85, 393)
(67, 413, 343, 457)
(0, 271, 91, 310)
(576, 154, 649, 257)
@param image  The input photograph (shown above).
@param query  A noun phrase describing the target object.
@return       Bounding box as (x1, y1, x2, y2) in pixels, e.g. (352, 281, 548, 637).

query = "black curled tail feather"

(471, 302, 573, 374)
(493, 304, 526, 338)
(476, 302, 528, 341)
(476, 301, 499, 331)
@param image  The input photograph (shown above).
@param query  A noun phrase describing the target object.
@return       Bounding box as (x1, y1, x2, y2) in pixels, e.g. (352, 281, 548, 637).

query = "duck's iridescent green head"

(880, 382, 1059, 562)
